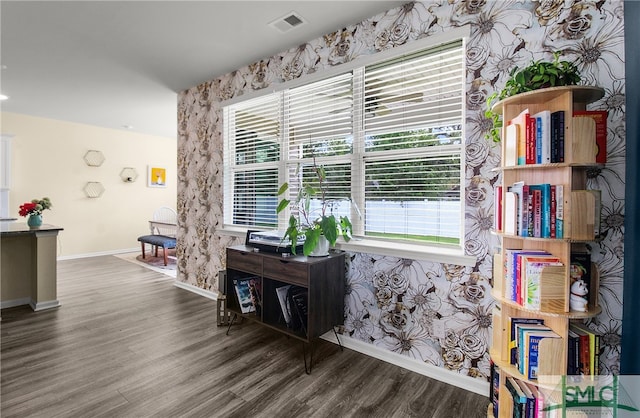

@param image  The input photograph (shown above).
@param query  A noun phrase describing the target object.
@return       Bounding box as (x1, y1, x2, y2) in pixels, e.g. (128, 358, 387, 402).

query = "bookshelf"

(225, 245, 346, 373)
(490, 86, 604, 417)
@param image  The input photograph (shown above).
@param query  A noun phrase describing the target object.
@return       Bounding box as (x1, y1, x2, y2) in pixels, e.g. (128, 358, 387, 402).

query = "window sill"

(335, 238, 476, 266)
(219, 227, 476, 267)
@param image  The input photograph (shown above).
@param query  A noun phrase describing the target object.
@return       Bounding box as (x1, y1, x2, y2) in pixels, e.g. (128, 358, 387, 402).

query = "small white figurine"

(570, 279, 589, 312)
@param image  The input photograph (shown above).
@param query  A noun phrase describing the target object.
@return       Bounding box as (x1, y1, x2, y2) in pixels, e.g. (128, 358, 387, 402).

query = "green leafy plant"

(485, 52, 582, 142)
(276, 161, 352, 256)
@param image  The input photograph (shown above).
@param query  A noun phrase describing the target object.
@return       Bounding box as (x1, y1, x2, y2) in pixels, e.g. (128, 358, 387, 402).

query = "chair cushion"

(137, 234, 176, 249)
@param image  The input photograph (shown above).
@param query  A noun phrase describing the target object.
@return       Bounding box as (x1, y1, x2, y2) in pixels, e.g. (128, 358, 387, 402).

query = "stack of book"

(501, 181, 564, 239)
(504, 108, 570, 167)
(506, 376, 548, 418)
(503, 249, 564, 309)
(568, 322, 601, 376)
(509, 317, 561, 380)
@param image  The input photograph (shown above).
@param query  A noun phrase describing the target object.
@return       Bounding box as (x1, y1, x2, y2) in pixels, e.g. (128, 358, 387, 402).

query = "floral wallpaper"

(177, 0, 626, 381)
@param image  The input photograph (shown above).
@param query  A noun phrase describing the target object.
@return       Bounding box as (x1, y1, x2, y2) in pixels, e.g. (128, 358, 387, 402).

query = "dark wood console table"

(225, 245, 346, 373)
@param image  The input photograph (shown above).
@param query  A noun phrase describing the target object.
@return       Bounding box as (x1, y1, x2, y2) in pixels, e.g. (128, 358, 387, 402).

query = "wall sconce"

(120, 167, 138, 183)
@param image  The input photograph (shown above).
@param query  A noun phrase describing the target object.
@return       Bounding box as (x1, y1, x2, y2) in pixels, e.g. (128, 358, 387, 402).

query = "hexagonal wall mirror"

(84, 150, 105, 167)
(84, 182, 105, 198)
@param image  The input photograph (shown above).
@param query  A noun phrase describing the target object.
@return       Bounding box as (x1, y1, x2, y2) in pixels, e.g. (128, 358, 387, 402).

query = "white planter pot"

(309, 235, 330, 257)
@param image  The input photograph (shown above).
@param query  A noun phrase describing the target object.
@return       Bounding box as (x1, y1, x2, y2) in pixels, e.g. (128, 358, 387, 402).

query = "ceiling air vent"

(269, 11, 307, 33)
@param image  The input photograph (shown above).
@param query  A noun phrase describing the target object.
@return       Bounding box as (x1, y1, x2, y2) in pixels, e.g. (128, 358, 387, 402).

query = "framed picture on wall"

(148, 165, 167, 188)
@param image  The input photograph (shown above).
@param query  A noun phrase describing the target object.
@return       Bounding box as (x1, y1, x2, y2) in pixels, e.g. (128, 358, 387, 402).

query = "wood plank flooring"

(1, 255, 488, 417)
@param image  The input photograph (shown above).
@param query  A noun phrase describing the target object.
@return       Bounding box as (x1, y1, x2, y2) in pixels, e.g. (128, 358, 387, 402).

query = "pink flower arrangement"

(18, 197, 52, 217)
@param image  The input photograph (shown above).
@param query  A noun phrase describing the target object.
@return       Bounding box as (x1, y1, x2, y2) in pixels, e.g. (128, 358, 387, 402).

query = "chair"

(137, 207, 178, 266)
(150, 206, 177, 237)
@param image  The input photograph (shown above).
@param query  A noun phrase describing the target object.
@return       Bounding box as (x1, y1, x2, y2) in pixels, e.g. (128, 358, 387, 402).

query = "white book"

(505, 124, 519, 167)
(505, 191, 517, 236)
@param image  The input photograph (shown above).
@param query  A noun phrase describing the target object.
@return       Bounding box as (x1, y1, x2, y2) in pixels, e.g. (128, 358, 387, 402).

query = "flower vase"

(27, 214, 43, 228)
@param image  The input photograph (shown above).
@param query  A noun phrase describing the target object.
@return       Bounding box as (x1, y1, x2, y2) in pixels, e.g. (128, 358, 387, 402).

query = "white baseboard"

(1, 298, 61, 311)
(1, 297, 32, 309)
(30, 299, 61, 311)
(170, 280, 488, 397)
(321, 331, 490, 397)
(58, 247, 139, 260)
(173, 280, 219, 301)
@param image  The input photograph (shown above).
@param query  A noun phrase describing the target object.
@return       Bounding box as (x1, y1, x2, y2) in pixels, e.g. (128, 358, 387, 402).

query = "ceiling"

(0, 1, 407, 139)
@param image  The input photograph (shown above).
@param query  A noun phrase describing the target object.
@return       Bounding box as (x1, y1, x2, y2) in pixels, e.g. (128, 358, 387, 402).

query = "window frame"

(221, 28, 475, 265)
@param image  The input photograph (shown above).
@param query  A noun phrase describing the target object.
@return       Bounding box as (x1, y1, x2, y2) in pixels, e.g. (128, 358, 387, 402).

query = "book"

(550, 185, 557, 238)
(526, 114, 537, 165)
(532, 110, 551, 163)
(555, 184, 564, 238)
(569, 322, 591, 375)
(515, 378, 536, 418)
(505, 191, 518, 236)
(568, 329, 580, 376)
(494, 185, 503, 231)
(509, 317, 545, 365)
(511, 181, 527, 236)
(521, 256, 563, 310)
(505, 249, 549, 302)
(515, 251, 552, 305)
(509, 108, 531, 165)
(551, 110, 565, 163)
(248, 277, 262, 315)
(505, 124, 519, 166)
(573, 110, 607, 163)
(522, 329, 561, 380)
(233, 278, 256, 314)
(516, 323, 551, 369)
(276, 285, 293, 325)
(287, 285, 308, 334)
(506, 377, 527, 418)
(490, 359, 500, 418)
(571, 322, 599, 376)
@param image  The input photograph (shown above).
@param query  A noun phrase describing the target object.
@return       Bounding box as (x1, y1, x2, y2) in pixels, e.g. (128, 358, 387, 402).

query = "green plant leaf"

(319, 215, 338, 246)
(339, 216, 353, 241)
(277, 182, 289, 196)
(276, 198, 290, 214)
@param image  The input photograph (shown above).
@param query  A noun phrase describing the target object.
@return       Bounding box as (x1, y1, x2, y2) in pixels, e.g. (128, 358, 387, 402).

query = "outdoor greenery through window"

(224, 40, 464, 246)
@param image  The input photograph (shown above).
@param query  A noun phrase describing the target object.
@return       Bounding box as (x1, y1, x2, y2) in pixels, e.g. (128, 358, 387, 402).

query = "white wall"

(1, 112, 177, 257)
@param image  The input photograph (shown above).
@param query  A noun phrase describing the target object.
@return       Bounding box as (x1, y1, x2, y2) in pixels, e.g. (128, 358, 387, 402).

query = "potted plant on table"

(18, 197, 53, 228)
(485, 52, 582, 142)
(276, 161, 352, 256)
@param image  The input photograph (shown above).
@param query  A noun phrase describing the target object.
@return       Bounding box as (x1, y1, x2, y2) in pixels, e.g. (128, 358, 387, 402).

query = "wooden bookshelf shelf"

(489, 86, 605, 417)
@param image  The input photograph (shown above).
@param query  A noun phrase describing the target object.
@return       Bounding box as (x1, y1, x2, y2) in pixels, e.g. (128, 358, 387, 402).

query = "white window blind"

(224, 39, 464, 245)
(361, 41, 463, 243)
(225, 95, 281, 228)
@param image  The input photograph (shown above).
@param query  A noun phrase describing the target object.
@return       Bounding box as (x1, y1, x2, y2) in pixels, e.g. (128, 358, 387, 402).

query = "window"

(224, 40, 464, 246)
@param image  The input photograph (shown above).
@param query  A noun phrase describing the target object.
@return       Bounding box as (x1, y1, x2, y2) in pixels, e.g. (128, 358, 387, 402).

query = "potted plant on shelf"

(276, 161, 352, 256)
(485, 52, 582, 142)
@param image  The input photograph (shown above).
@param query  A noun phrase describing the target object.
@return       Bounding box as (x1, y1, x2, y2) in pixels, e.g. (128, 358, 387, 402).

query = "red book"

(495, 185, 503, 231)
(526, 115, 537, 164)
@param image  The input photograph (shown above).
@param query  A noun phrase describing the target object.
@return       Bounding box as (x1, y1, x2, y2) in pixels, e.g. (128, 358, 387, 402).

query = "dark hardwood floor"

(1, 255, 488, 417)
